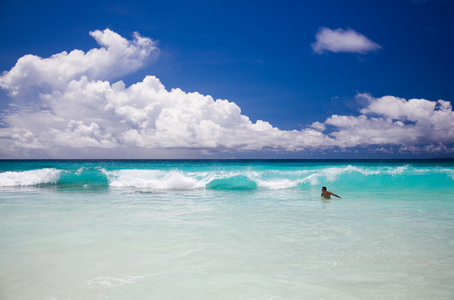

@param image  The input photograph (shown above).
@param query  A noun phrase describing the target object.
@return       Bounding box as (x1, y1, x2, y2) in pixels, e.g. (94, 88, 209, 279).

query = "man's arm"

(329, 191, 342, 199)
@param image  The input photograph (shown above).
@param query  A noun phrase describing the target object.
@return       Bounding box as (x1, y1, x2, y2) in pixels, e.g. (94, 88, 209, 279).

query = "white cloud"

(325, 114, 422, 146)
(312, 27, 381, 54)
(311, 121, 326, 132)
(0, 72, 336, 156)
(50, 120, 117, 148)
(0, 29, 452, 158)
(0, 29, 157, 98)
(0, 30, 335, 157)
(322, 94, 454, 148)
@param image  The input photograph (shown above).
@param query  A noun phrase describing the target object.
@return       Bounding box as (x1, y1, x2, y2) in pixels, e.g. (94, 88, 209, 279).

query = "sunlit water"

(1, 160, 453, 299)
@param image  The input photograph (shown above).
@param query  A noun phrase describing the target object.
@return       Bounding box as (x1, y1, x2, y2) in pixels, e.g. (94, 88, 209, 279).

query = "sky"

(0, 0, 453, 159)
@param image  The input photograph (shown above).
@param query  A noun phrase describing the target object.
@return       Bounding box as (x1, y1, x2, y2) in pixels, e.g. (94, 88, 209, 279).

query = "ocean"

(1, 159, 453, 299)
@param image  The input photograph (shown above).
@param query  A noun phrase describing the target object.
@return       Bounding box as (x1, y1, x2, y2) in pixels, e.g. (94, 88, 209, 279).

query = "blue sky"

(0, 0, 453, 158)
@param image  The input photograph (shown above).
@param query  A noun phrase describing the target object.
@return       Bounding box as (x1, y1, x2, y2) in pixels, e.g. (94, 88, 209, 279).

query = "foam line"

(0, 168, 61, 186)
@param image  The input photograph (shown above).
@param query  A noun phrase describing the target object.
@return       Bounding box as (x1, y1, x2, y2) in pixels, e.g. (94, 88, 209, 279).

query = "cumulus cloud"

(0, 73, 335, 156)
(0, 29, 452, 158)
(319, 94, 454, 151)
(0, 29, 157, 98)
(312, 27, 381, 54)
(0, 29, 335, 157)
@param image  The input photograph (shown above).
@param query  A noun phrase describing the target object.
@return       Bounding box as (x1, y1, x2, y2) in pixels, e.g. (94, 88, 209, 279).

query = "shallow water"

(1, 160, 453, 299)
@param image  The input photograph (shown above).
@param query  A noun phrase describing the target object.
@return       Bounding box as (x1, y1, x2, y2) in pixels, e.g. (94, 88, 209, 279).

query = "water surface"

(1, 160, 453, 299)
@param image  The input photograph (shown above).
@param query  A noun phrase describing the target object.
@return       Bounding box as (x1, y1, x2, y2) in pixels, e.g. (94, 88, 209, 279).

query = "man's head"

(322, 186, 327, 191)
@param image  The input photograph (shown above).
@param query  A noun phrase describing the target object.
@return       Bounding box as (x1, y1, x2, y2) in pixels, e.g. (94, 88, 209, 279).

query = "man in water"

(321, 186, 342, 199)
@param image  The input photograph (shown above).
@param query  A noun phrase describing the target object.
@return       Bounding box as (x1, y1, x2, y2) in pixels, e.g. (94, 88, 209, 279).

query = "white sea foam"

(75, 167, 85, 176)
(256, 179, 299, 189)
(0, 168, 61, 186)
(103, 167, 349, 190)
(299, 174, 320, 185)
(289, 165, 420, 186)
(390, 165, 409, 175)
(103, 169, 207, 190)
(87, 275, 148, 289)
(317, 165, 411, 179)
(441, 168, 454, 180)
(98, 164, 454, 190)
(412, 167, 454, 180)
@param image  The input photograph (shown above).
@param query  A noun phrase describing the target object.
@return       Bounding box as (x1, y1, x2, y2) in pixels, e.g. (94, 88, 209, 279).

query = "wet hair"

(322, 186, 327, 191)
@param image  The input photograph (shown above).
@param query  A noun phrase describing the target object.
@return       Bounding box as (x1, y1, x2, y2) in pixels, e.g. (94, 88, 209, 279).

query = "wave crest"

(1, 163, 451, 191)
(0, 168, 61, 186)
(103, 169, 206, 190)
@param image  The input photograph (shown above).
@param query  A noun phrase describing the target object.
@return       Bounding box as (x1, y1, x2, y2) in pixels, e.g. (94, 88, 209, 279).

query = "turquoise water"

(1, 160, 454, 299)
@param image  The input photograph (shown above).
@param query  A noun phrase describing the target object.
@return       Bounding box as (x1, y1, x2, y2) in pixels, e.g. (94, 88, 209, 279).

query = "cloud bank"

(321, 94, 454, 153)
(0, 29, 452, 158)
(312, 27, 381, 54)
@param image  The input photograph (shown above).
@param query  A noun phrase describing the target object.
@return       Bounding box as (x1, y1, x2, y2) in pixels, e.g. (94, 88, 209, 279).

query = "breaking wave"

(0, 168, 61, 186)
(0, 162, 452, 191)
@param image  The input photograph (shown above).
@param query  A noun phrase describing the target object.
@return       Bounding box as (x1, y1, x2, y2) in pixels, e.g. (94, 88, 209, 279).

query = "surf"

(0, 160, 453, 191)
(0, 168, 61, 186)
